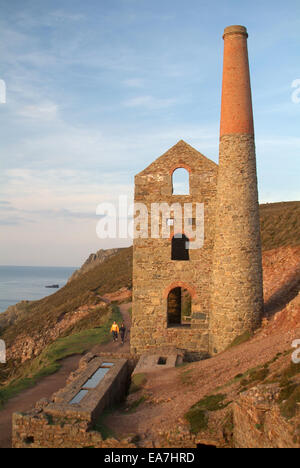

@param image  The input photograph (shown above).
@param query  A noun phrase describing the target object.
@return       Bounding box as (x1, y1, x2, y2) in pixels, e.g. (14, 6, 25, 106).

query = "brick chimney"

(209, 26, 264, 354)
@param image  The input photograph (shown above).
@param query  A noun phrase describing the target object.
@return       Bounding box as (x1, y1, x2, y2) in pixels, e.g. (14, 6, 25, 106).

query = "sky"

(0, 0, 299, 267)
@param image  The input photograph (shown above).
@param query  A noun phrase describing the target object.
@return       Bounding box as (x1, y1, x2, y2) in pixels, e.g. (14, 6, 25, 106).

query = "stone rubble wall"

(12, 412, 136, 449)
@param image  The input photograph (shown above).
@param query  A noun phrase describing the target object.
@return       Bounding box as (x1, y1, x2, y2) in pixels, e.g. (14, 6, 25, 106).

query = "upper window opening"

(172, 168, 190, 195)
(172, 234, 190, 261)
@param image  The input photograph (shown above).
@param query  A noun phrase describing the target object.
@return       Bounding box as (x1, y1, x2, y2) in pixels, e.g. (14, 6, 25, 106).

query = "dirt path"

(0, 354, 81, 448)
(0, 303, 132, 448)
(91, 302, 132, 354)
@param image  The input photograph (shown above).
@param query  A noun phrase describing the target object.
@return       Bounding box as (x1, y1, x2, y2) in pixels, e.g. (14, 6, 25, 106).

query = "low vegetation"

(129, 373, 147, 394)
(227, 331, 253, 350)
(0, 305, 122, 409)
(185, 351, 300, 439)
(185, 394, 230, 433)
(0, 201, 299, 427)
(0, 247, 132, 344)
(93, 409, 117, 440)
(126, 395, 148, 413)
(277, 362, 300, 419)
(1, 202, 298, 344)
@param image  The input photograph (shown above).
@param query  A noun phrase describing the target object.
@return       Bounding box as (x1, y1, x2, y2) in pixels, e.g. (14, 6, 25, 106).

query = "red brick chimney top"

(220, 25, 254, 136)
(223, 25, 248, 38)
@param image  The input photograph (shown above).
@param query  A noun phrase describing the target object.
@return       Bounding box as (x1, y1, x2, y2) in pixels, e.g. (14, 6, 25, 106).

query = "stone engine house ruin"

(131, 141, 218, 356)
(131, 25, 264, 356)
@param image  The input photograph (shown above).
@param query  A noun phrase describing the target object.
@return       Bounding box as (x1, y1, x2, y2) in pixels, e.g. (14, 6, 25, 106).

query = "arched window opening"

(172, 168, 190, 195)
(172, 234, 189, 261)
(167, 287, 192, 327)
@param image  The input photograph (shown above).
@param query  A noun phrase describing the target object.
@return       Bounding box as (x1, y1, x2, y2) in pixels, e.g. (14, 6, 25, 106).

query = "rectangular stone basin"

(46, 357, 128, 422)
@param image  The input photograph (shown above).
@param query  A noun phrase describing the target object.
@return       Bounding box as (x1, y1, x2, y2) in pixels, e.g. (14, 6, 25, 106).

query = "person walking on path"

(110, 321, 119, 342)
(120, 323, 126, 345)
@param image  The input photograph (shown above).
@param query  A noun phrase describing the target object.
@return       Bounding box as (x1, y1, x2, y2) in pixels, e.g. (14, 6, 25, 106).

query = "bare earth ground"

(105, 326, 299, 446)
(0, 303, 131, 448)
(104, 246, 300, 445)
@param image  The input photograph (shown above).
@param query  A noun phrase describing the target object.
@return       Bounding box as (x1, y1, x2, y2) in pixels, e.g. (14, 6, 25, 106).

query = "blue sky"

(0, 0, 299, 266)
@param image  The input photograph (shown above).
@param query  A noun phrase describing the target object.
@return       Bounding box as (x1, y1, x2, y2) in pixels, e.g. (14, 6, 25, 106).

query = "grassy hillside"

(1, 202, 299, 342)
(1, 246, 132, 345)
(0, 202, 299, 408)
(0, 304, 122, 409)
(1, 202, 299, 344)
(260, 201, 300, 251)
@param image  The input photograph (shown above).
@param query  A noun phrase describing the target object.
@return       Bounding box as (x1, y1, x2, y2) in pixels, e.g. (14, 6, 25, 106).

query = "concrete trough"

(46, 356, 129, 423)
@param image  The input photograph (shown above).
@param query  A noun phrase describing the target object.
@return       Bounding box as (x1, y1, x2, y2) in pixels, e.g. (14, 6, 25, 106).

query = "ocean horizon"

(0, 265, 78, 313)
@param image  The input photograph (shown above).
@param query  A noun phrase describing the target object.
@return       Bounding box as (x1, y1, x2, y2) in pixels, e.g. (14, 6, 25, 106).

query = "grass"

(185, 394, 230, 434)
(239, 367, 270, 389)
(1, 201, 299, 346)
(279, 362, 300, 384)
(276, 362, 300, 419)
(227, 331, 253, 350)
(180, 367, 195, 386)
(129, 373, 147, 394)
(0, 246, 131, 387)
(0, 305, 122, 410)
(0, 201, 299, 418)
(1, 202, 299, 343)
(1, 247, 132, 346)
(93, 409, 117, 440)
(125, 395, 148, 413)
(189, 352, 300, 439)
(279, 386, 300, 419)
(234, 357, 300, 420)
(1, 201, 299, 393)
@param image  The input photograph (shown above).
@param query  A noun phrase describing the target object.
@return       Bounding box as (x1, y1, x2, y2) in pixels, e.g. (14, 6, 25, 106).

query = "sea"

(0, 265, 78, 314)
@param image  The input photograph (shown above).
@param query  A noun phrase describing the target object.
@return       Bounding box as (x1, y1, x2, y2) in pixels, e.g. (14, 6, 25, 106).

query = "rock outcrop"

(68, 248, 122, 282)
(0, 301, 32, 332)
(233, 384, 300, 448)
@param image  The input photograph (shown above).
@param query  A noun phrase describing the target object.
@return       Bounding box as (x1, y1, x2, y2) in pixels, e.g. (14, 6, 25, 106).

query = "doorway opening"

(167, 287, 192, 327)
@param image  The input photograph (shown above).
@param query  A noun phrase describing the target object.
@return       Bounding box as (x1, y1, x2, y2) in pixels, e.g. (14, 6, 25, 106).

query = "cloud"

(122, 78, 144, 88)
(123, 95, 178, 110)
(0, 202, 101, 225)
(24, 208, 99, 220)
(0, 215, 34, 226)
(16, 101, 59, 121)
(0, 218, 21, 226)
